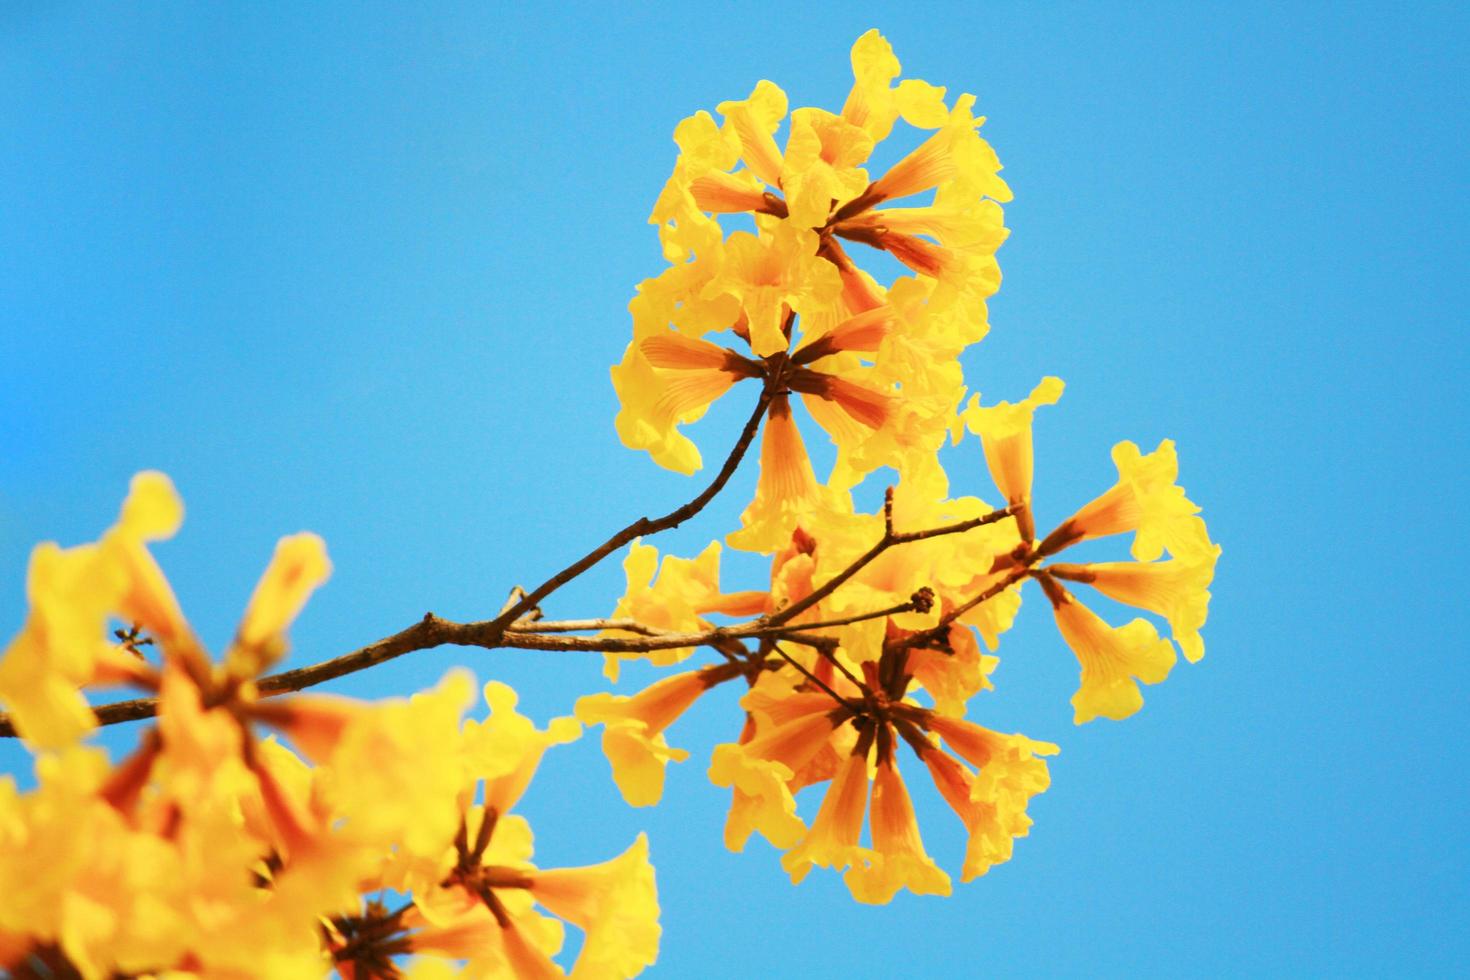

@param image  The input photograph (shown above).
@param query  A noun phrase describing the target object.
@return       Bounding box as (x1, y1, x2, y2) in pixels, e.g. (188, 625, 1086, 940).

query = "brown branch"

(766, 641, 863, 716)
(511, 618, 666, 635)
(497, 628, 742, 653)
(890, 566, 1033, 653)
(0, 499, 1013, 739)
(810, 641, 868, 693)
(780, 597, 923, 633)
(768, 503, 1014, 627)
(0, 614, 456, 737)
(485, 389, 774, 638)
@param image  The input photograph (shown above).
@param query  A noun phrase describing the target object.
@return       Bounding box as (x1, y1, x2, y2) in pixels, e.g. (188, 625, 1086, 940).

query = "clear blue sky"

(3, 3, 1466, 976)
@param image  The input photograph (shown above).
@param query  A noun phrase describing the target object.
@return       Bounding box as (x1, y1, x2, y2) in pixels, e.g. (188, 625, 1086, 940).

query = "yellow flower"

(709, 739, 807, 853)
(727, 393, 849, 554)
(576, 665, 739, 807)
(0, 473, 183, 748)
(1040, 439, 1216, 562)
(828, 91, 1011, 304)
(408, 814, 659, 978)
(528, 834, 661, 979)
(907, 624, 998, 718)
(962, 376, 1065, 541)
(461, 681, 581, 817)
(0, 472, 346, 761)
(649, 111, 740, 262)
(840, 29, 950, 145)
(104, 472, 192, 651)
(308, 670, 478, 859)
(708, 689, 843, 852)
(227, 532, 332, 679)
(716, 79, 789, 191)
(621, 31, 1016, 527)
(844, 746, 951, 904)
(780, 107, 874, 227)
(611, 316, 757, 476)
(0, 748, 179, 976)
(797, 460, 1022, 680)
(601, 540, 762, 679)
(704, 226, 843, 357)
(920, 715, 1056, 880)
(1039, 575, 1177, 723)
(780, 745, 875, 884)
(1049, 546, 1221, 663)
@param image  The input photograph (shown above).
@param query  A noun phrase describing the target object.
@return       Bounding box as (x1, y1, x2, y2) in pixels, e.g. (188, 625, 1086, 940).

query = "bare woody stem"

(485, 389, 775, 638)
(768, 502, 1014, 626)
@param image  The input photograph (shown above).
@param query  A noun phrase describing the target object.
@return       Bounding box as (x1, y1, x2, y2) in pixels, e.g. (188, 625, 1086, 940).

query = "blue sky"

(2, 2, 1467, 975)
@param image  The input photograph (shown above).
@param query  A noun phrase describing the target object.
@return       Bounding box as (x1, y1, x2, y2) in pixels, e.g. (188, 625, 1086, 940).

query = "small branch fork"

(485, 388, 776, 641)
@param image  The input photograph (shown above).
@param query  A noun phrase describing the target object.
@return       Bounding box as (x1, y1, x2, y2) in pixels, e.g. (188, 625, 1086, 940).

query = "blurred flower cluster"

(0, 475, 656, 978)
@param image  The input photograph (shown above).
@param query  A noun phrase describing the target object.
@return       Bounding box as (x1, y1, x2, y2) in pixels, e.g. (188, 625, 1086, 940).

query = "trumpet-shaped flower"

(1041, 439, 1216, 562)
(602, 540, 763, 679)
(781, 745, 875, 884)
(0, 473, 184, 748)
(1049, 546, 1221, 663)
(844, 746, 952, 904)
(963, 376, 1065, 541)
(577, 664, 739, 807)
(1040, 575, 1178, 723)
(406, 807, 659, 978)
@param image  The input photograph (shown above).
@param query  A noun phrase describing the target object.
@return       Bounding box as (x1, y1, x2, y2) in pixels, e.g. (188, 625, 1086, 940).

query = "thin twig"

(779, 599, 920, 633)
(485, 390, 774, 639)
(768, 504, 1013, 626)
(497, 628, 742, 653)
(889, 566, 1033, 653)
(766, 642, 863, 716)
(511, 618, 666, 635)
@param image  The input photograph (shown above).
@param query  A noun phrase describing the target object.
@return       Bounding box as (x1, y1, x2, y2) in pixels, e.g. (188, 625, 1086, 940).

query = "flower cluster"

(0, 29, 1218, 977)
(590, 30, 1220, 902)
(0, 475, 659, 978)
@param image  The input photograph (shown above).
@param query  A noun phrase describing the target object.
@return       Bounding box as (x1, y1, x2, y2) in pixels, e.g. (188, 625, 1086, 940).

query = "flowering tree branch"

(0, 499, 1017, 737)
(0, 32, 1225, 978)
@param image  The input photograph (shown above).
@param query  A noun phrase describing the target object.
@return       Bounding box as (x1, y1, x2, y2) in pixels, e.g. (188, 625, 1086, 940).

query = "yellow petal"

(708, 743, 805, 852)
(1045, 582, 1177, 724)
(844, 757, 951, 903)
(230, 533, 331, 677)
(962, 376, 1064, 510)
(780, 748, 873, 884)
(576, 670, 716, 807)
(530, 833, 661, 980)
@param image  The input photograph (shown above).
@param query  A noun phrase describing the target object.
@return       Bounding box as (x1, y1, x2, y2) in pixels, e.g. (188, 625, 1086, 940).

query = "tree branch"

(889, 565, 1033, 653)
(0, 497, 1015, 738)
(768, 503, 1014, 626)
(485, 389, 773, 638)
